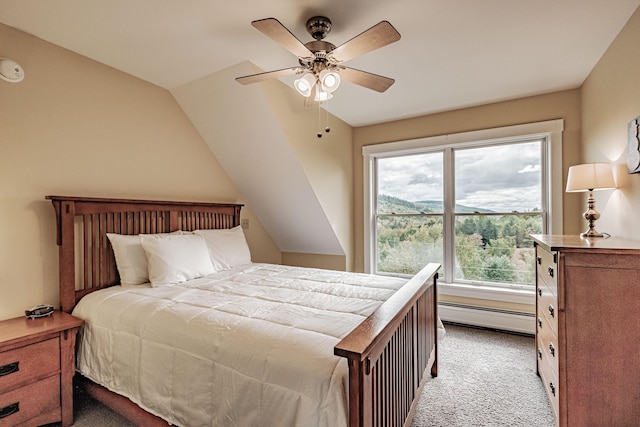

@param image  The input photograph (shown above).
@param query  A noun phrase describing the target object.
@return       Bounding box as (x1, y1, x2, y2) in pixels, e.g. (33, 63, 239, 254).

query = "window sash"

(363, 119, 563, 293)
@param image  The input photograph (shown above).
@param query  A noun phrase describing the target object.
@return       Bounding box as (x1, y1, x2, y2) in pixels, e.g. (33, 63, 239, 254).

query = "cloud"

(377, 140, 542, 211)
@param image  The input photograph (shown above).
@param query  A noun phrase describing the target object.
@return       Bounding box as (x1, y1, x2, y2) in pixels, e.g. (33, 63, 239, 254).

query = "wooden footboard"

(335, 263, 439, 427)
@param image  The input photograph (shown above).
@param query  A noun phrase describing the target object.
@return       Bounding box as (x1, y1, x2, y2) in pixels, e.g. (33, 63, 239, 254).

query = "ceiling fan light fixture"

(319, 70, 340, 93)
(294, 73, 316, 97)
(314, 89, 332, 102)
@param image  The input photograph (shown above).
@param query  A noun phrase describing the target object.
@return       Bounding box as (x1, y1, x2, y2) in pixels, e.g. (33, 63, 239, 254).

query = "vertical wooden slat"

(83, 215, 90, 289)
(99, 213, 107, 286)
(92, 213, 99, 289)
(57, 201, 76, 313)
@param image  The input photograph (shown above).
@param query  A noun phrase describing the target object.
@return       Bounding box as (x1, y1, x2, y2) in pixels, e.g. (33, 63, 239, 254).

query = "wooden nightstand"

(0, 311, 83, 427)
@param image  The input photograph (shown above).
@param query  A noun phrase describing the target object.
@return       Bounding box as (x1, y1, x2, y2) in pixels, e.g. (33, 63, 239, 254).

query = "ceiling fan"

(236, 16, 401, 103)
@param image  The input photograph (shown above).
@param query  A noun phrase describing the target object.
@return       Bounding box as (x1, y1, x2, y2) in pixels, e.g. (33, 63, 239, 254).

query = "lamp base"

(580, 190, 608, 238)
(580, 229, 607, 238)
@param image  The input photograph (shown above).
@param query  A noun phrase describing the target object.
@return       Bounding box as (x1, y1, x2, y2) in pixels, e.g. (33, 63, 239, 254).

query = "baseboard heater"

(438, 302, 535, 335)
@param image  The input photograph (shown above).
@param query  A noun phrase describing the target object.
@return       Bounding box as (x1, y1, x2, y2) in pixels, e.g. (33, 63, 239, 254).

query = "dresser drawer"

(537, 311, 559, 376)
(537, 280, 558, 334)
(0, 337, 60, 393)
(536, 335, 559, 424)
(536, 247, 558, 297)
(0, 374, 60, 427)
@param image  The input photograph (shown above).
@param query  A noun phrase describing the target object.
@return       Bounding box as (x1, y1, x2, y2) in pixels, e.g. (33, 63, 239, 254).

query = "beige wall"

(353, 90, 583, 274)
(581, 7, 640, 239)
(0, 23, 279, 320)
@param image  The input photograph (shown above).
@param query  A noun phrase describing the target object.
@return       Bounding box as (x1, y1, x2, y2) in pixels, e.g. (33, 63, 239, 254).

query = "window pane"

(454, 214, 543, 286)
(377, 215, 443, 275)
(455, 141, 542, 212)
(377, 152, 443, 214)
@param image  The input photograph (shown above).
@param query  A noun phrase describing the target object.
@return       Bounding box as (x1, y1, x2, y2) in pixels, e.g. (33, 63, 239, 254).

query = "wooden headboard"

(47, 196, 243, 313)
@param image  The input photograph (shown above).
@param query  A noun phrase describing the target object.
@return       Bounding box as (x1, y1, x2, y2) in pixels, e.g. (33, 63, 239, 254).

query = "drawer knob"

(0, 361, 19, 377)
(538, 288, 542, 297)
(549, 343, 555, 357)
(537, 256, 542, 265)
(549, 382, 556, 396)
(0, 402, 19, 420)
(537, 317, 543, 328)
(548, 304, 555, 317)
(547, 266, 554, 278)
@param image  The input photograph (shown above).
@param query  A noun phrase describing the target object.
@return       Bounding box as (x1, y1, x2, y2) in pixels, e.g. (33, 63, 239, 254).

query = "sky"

(377, 140, 542, 212)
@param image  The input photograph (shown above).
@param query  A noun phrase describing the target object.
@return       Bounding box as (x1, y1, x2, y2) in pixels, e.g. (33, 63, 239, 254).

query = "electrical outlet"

(241, 219, 249, 229)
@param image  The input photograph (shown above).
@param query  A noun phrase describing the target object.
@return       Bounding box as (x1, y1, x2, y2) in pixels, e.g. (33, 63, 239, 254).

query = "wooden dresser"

(530, 235, 640, 427)
(0, 311, 83, 427)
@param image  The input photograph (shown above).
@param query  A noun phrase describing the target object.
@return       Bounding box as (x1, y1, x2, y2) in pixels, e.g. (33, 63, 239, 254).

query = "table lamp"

(566, 163, 616, 237)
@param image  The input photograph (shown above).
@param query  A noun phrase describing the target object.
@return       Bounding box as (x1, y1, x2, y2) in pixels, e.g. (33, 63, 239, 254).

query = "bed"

(47, 195, 440, 427)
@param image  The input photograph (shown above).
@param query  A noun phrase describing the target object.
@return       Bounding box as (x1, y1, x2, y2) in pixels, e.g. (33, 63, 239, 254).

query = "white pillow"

(140, 233, 214, 286)
(194, 226, 252, 270)
(106, 233, 152, 286)
(107, 232, 182, 286)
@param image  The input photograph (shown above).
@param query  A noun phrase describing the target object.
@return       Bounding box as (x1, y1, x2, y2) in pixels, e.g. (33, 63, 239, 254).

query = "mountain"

(378, 194, 494, 214)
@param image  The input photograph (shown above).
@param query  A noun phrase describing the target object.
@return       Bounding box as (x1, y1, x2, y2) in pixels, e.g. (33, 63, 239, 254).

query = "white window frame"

(363, 119, 563, 304)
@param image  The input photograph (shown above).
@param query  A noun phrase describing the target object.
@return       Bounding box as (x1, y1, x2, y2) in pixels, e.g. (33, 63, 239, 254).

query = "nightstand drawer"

(0, 337, 60, 393)
(0, 374, 60, 427)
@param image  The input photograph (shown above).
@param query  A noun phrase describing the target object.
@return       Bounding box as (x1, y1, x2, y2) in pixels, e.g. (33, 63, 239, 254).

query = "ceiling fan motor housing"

(306, 16, 332, 40)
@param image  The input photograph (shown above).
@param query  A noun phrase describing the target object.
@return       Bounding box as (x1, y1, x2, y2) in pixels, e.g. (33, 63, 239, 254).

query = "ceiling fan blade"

(330, 21, 401, 62)
(339, 67, 395, 92)
(236, 67, 302, 85)
(251, 18, 313, 58)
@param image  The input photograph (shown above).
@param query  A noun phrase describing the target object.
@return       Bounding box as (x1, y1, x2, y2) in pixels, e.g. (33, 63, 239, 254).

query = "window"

(363, 120, 563, 296)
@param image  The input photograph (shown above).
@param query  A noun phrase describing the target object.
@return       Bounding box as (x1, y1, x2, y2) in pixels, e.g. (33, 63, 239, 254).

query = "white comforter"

(72, 263, 410, 427)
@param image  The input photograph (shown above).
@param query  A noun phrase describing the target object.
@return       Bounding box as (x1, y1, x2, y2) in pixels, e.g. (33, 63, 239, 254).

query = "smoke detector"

(0, 58, 25, 83)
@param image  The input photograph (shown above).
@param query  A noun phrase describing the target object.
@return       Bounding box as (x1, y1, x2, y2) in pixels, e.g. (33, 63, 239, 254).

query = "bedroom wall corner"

(0, 23, 279, 320)
(260, 78, 355, 271)
(580, 5, 640, 241)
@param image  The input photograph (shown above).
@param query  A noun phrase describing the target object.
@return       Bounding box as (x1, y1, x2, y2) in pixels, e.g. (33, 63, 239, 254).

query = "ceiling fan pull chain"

(325, 98, 331, 135)
(317, 98, 323, 139)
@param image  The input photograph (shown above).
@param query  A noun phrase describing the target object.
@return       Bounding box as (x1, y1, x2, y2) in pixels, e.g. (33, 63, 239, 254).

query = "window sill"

(438, 281, 535, 305)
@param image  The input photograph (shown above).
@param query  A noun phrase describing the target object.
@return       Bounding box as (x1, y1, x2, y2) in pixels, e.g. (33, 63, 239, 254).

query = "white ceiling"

(1, 0, 638, 127)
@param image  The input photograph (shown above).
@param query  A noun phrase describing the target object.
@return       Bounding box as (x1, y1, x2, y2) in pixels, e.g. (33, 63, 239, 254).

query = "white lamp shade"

(319, 70, 340, 93)
(314, 89, 333, 102)
(294, 74, 316, 98)
(566, 163, 616, 192)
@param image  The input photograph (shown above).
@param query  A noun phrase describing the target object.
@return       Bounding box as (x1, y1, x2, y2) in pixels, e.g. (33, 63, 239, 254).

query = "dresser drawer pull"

(537, 317, 543, 328)
(549, 343, 555, 357)
(547, 266, 554, 278)
(548, 304, 555, 317)
(537, 348, 542, 360)
(537, 256, 542, 265)
(549, 382, 556, 396)
(0, 361, 19, 377)
(0, 402, 19, 420)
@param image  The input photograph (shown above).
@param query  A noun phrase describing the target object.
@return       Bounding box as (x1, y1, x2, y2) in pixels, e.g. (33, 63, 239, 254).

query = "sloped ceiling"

(171, 62, 346, 255)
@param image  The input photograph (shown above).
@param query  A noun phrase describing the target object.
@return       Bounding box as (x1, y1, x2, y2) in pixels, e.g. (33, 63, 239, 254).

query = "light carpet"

(412, 323, 555, 427)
